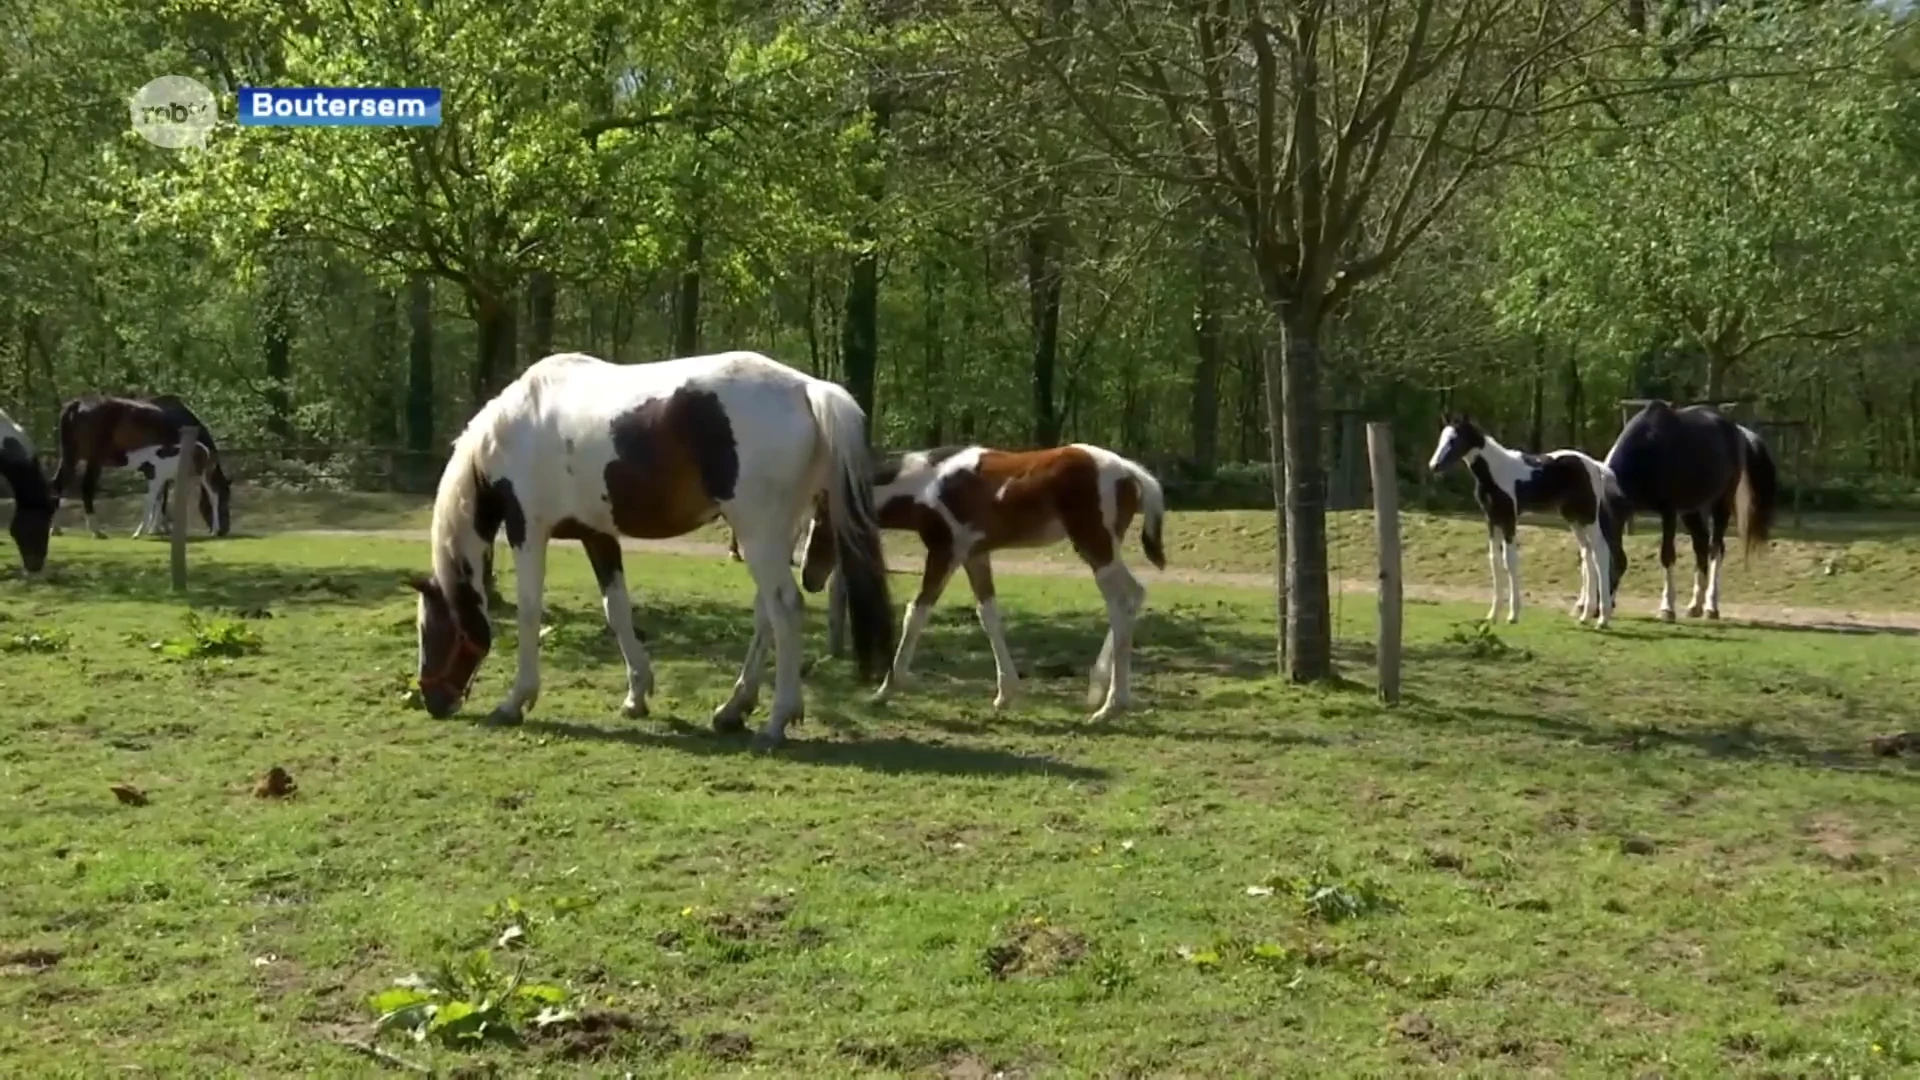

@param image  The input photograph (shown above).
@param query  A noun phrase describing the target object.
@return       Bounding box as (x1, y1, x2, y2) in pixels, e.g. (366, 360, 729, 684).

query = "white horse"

(128, 445, 211, 538)
(1426, 414, 1616, 628)
(409, 350, 896, 749)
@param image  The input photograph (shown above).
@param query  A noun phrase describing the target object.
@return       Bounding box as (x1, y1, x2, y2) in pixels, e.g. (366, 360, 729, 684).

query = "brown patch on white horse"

(411, 350, 895, 751)
(803, 442, 1167, 722)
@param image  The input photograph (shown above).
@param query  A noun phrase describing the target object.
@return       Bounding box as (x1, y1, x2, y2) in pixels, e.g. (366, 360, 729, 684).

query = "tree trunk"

(1269, 303, 1331, 682)
(1528, 332, 1546, 452)
(1704, 349, 1727, 403)
(840, 66, 895, 416)
(368, 288, 399, 445)
(804, 269, 822, 376)
(1190, 229, 1225, 474)
(472, 288, 518, 404)
(672, 232, 702, 357)
(527, 270, 556, 364)
(1563, 351, 1584, 449)
(405, 277, 435, 451)
(922, 257, 945, 446)
(1027, 197, 1065, 447)
(263, 284, 294, 445)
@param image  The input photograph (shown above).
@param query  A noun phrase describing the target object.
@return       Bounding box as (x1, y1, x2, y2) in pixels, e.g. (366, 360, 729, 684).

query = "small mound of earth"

(983, 922, 1088, 980)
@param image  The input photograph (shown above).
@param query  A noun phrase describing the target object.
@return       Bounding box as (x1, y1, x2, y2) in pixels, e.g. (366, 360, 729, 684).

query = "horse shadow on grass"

(515, 591, 1286, 751)
(514, 715, 1109, 781)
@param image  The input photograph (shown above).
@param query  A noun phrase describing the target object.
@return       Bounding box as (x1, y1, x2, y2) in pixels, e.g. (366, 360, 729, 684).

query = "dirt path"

(289, 527, 1920, 634)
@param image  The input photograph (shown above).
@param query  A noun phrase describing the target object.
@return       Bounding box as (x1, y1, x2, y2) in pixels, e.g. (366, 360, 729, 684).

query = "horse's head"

(8, 500, 51, 574)
(409, 573, 492, 717)
(1427, 413, 1485, 473)
(798, 493, 835, 593)
(203, 454, 233, 536)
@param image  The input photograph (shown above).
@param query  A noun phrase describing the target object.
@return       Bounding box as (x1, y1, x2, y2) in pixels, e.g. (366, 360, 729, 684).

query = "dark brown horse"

(1599, 401, 1778, 620)
(51, 394, 232, 538)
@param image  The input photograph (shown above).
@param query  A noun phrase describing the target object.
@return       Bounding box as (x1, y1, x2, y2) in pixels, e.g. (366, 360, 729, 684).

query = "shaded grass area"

(26, 486, 1917, 615)
(3, 536, 1918, 1076)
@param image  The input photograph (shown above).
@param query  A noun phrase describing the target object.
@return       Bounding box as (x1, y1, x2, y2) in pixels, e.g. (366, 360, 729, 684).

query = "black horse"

(1599, 401, 1778, 620)
(0, 406, 55, 573)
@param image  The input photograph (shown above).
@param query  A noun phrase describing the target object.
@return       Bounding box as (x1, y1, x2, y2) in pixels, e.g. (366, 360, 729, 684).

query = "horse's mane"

(429, 391, 516, 589)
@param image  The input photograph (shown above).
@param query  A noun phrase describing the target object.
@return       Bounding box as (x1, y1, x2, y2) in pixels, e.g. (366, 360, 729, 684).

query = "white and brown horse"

(799, 443, 1167, 723)
(1427, 415, 1616, 627)
(0, 407, 55, 574)
(410, 350, 895, 749)
(50, 394, 232, 538)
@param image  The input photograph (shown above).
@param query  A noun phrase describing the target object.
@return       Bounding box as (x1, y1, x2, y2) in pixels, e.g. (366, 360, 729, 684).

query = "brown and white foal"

(801, 443, 1167, 722)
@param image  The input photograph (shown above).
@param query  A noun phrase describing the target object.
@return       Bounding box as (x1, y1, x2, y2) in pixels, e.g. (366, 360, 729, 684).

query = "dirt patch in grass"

(983, 921, 1089, 980)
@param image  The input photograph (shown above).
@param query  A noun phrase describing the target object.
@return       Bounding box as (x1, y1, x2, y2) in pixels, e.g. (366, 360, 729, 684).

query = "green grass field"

(3, 519, 1918, 1077)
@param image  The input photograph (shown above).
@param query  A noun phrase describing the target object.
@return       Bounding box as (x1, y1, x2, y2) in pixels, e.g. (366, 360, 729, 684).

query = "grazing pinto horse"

(1600, 400, 1777, 621)
(799, 443, 1167, 722)
(50, 394, 233, 538)
(0, 407, 55, 573)
(1427, 415, 1616, 627)
(409, 350, 895, 749)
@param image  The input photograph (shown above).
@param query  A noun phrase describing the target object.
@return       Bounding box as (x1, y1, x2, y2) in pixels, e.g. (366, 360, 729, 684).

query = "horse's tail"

(803, 378, 896, 683)
(1109, 452, 1168, 570)
(1597, 467, 1632, 592)
(1735, 424, 1778, 560)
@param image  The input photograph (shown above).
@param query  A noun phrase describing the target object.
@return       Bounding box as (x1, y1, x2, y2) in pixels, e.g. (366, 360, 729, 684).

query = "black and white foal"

(1427, 415, 1615, 628)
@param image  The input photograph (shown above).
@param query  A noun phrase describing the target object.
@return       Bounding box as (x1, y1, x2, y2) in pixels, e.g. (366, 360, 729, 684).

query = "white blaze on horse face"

(1428, 426, 1458, 470)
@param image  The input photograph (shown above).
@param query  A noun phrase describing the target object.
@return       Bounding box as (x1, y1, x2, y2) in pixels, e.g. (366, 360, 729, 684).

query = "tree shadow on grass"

(515, 716, 1108, 781)
(10, 553, 414, 609)
(1404, 699, 1920, 781)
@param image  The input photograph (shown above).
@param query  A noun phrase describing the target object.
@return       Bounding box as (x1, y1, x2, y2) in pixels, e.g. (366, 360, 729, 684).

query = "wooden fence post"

(171, 426, 200, 594)
(1366, 422, 1402, 705)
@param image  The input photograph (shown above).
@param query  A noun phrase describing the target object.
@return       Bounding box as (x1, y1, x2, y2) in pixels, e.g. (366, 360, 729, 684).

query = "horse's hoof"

(91, 530, 108, 540)
(1658, 609, 1676, 623)
(750, 730, 785, 753)
(1087, 704, 1126, 724)
(1705, 609, 1720, 621)
(484, 707, 524, 727)
(621, 696, 648, 719)
(993, 693, 1015, 712)
(1506, 613, 1520, 625)
(1685, 605, 1703, 618)
(711, 709, 747, 734)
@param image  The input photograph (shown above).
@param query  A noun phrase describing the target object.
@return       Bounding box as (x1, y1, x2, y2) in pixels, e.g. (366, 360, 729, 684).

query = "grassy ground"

(2, 532, 1917, 1077)
(52, 486, 1920, 619)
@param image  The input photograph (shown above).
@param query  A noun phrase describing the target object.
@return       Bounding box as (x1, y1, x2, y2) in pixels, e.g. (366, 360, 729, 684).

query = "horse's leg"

(81, 460, 106, 539)
(1483, 524, 1503, 623)
(1088, 559, 1146, 723)
(873, 548, 957, 704)
(961, 556, 1020, 710)
(132, 474, 160, 539)
(486, 534, 549, 726)
(1681, 511, 1711, 618)
(579, 530, 655, 718)
(1586, 521, 1612, 629)
(1569, 529, 1592, 621)
(1656, 510, 1679, 621)
(1501, 525, 1522, 624)
(712, 596, 772, 733)
(1706, 498, 1732, 620)
(736, 531, 806, 749)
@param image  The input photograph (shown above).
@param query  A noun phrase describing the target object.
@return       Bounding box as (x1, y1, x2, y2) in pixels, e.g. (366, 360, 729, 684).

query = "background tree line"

(3, 0, 1917, 678)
